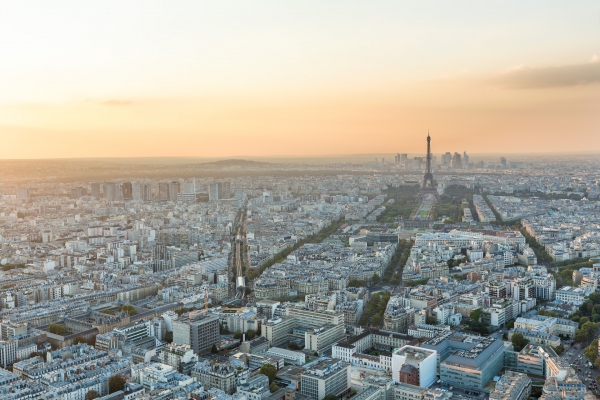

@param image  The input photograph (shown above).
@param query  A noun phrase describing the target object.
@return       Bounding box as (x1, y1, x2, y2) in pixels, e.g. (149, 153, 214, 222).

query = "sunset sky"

(1, 1, 599, 159)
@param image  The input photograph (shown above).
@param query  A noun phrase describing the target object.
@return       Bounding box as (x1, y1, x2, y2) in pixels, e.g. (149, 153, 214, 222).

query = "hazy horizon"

(1, 150, 600, 163)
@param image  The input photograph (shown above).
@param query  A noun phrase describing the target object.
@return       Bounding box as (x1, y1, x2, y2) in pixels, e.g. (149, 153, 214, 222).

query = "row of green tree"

(447, 256, 467, 268)
(429, 185, 477, 223)
(552, 257, 595, 268)
(100, 304, 138, 316)
(466, 309, 488, 335)
(515, 222, 554, 264)
(574, 321, 599, 343)
(570, 292, 600, 342)
(358, 292, 392, 327)
(348, 279, 368, 288)
(2, 263, 26, 271)
(584, 339, 600, 369)
(481, 194, 504, 223)
(259, 364, 281, 393)
(85, 375, 126, 399)
(48, 323, 67, 335)
(233, 329, 257, 340)
(377, 185, 420, 223)
(390, 243, 413, 285)
(381, 240, 409, 284)
(403, 278, 429, 287)
(258, 218, 346, 275)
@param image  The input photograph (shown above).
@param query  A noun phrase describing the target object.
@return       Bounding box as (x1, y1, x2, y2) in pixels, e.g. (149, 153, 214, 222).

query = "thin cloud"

(102, 99, 133, 106)
(83, 99, 133, 106)
(490, 57, 600, 89)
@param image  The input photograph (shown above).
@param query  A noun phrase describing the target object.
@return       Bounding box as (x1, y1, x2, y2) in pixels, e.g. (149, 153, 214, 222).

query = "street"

(560, 343, 599, 391)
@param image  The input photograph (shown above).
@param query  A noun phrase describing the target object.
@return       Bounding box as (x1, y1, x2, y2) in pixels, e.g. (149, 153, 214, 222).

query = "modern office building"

(421, 332, 508, 390)
(172, 312, 220, 355)
(301, 359, 351, 400)
(555, 286, 587, 305)
(285, 307, 344, 329)
(16, 188, 30, 200)
(264, 347, 306, 365)
(261, 316, 297, 347)
(503, 344, 550, 378)
(142, 183, 152, 201)
(122, 182, 133, 200)
(70, 186, 86, 199)
(209, 182, 232, 201)
(305, 323, 345, 354)
(532, 274, 556, 300)
(104, 182, 119, 201)
(169, 181, 181, 201)
(159, 182, 170, 201)
(391, 345, 437, 388)
(90, 182, 101, 198)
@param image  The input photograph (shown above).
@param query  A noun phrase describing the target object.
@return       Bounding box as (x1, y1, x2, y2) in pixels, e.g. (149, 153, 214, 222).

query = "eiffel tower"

(419, 131, 439, 199)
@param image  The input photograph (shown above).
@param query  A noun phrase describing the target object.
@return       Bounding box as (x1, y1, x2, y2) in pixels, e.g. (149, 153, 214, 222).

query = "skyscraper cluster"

(209, 182, 231, 202)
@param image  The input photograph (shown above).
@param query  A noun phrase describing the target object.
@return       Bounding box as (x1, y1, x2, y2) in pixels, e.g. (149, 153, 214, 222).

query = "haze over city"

(1, 1, 599, 159)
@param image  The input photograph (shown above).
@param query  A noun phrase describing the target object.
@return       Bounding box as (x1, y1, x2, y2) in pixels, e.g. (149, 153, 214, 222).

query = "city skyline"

(1, 1, 599, 159)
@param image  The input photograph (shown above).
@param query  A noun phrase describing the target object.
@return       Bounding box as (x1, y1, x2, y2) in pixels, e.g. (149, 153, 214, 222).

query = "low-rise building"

(264, 347, 305, 365)
(191, 362, 237, 394)
(490, 371, 532, 400)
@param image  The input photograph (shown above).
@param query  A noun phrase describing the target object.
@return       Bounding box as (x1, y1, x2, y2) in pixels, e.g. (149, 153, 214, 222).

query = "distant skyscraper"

(104, 182, 118, 201)
(183, 181, 195, 194)
(451, 152, 462, 169)
(16, 188, 30, 200)
(221, 182, 231, 200)
(134, 182, 153, 201)
(168, 181, 180, 201)
(122, 182, 133, 200)
(142, 183, 152, 201)
(159, 182, 169, 201)
(71, 186, 85, 199)
(209, 182, 231, 202)
(442, 152, 452, 165)
(90, 182, 101, 198)
(132, 183, 142, 200)
(500, 157, 507, 166)
(463, 151, 469, 166)
(209, 183, 219, 202)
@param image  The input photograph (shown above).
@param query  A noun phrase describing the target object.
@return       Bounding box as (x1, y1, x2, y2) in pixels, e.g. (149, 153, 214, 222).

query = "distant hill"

(201, 159, 271, 167)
